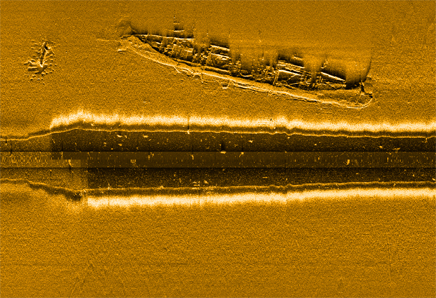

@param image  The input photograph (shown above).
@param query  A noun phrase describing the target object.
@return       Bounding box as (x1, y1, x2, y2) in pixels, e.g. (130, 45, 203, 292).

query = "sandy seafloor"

(1, 1, 435, 297)
(1, 1, 435, 136)
(1, 183, 435, 297)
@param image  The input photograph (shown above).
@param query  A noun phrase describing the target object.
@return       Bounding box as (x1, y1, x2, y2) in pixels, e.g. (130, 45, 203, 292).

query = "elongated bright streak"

(50, 111, 436, 134)
(87, 187, 436, 208)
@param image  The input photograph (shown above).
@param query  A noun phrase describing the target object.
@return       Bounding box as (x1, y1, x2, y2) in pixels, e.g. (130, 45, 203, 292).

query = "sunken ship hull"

(126, 21, 372, 99)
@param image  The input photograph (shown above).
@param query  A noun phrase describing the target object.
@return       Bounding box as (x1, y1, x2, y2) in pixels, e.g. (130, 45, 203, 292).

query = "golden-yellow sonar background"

(1, 1, 435, 297)
(1, 1, 435, 136)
